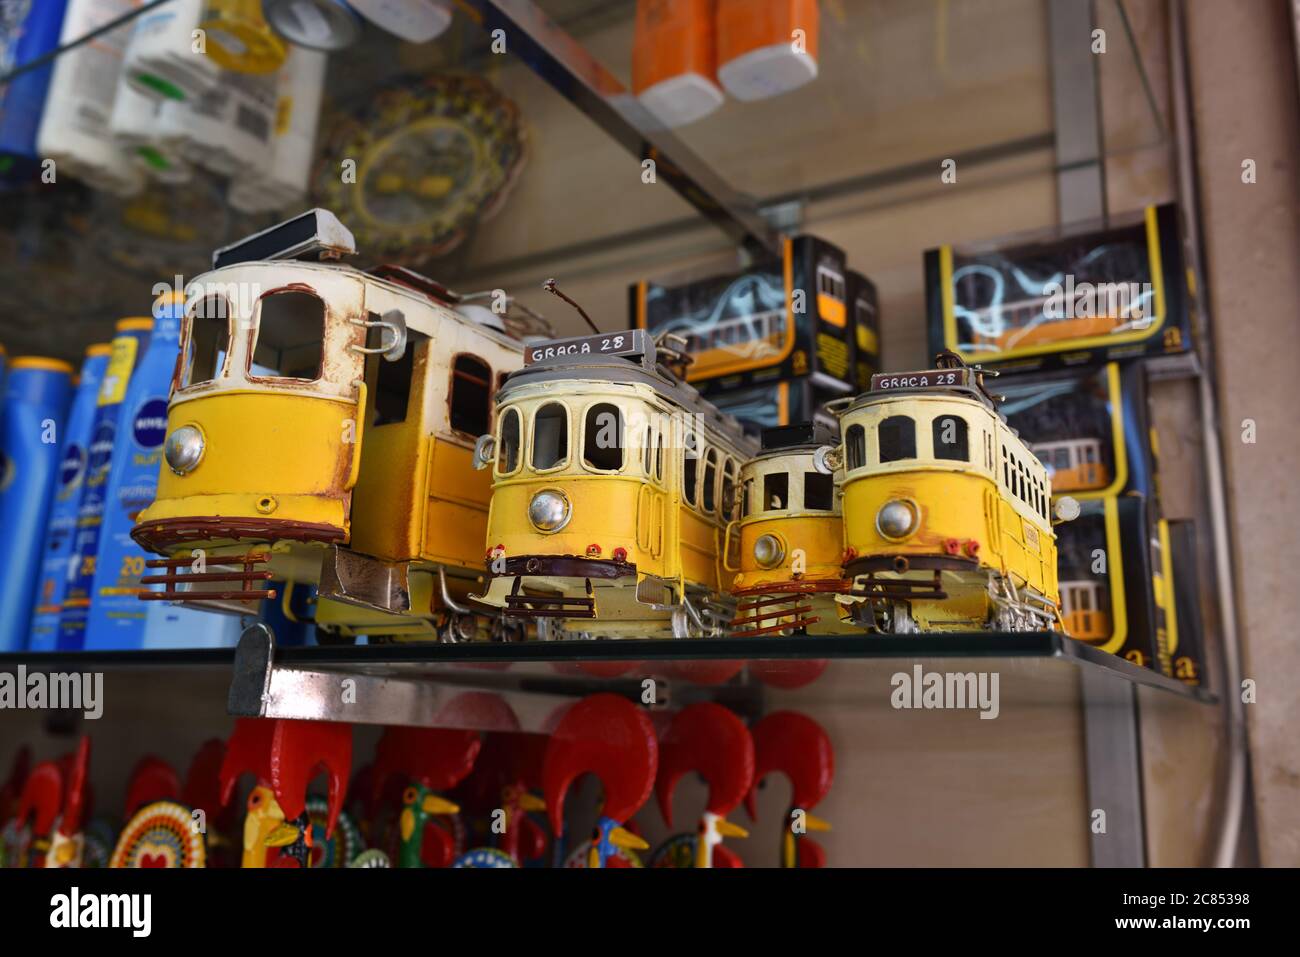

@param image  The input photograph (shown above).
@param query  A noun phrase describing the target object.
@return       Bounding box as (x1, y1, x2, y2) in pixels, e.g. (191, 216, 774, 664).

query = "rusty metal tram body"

(830, 353, 1066, 633)
(473, 330, 758, 638)
(131, 211, 530, 642)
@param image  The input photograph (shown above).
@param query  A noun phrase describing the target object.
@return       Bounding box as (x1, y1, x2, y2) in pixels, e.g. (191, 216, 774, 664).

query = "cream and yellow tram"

(833, 352, 1066, 633)
(130, 210, 527, 642)
(472, 330, 757, 638)
(725, 423, 856, 636)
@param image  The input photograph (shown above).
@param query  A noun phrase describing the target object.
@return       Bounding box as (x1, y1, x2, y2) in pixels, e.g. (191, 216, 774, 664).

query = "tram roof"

(497, 331, 755, 449)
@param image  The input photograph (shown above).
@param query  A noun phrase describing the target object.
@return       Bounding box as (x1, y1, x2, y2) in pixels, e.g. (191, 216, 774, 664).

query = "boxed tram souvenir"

(1163, 518, 1210, 688)
(924, 203, 1193, 371)
(630, 235, 864, 394)
(847, 269, 882, 391)
(998, 361, 1155, 501)
(701, 376, 841, 435)
(1056, 495, 1167, 675)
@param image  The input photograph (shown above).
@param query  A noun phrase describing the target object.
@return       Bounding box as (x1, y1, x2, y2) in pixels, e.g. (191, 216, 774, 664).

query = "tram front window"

(532, 403, 569, 470)
(182, 296, 231, 388)
(251, 291, 324, 381)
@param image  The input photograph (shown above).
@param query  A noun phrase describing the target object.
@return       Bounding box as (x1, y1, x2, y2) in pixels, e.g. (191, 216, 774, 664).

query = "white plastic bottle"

(156, 66, 278, 177)
(108, 76, 193, 183)
(229, 47, 328, 213)
(121, 0, 219, 103)
(349, 0, 454, 43)
(36, 0, 145, 197)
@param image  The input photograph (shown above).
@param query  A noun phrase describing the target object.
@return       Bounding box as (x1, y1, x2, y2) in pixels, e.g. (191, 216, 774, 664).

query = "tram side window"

(683, 437, 699, 506)
(183, 296, 230, 387)
(764, 472, 789, 511)
(933, 415, 968, 461)
(251, 291, 324, 381)
(702, 449, 719, 512)
(655, 432, 664, 482)
(741, 480, 751, 517)
(805, 472, 834, 510)
(450, 355, 492, 437)
(532, 403, 568, 469)
(846, 424, 866, 470)
(584, 403, 623, 471)
(497, 407, 521, 473)
(643, 424, 654, 476)
(722, 458, 737, 517)
(373, 326, 414, 426)
(878, 416, 916, 462)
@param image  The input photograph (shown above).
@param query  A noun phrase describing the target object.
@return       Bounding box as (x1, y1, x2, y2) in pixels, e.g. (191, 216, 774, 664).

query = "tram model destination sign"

(871, 369, 972, 391)
(525, 331, 645, 365)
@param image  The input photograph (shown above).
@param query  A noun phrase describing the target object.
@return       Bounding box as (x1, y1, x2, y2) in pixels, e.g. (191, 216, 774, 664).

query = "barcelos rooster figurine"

(109, 753, 207, 868)
(183, 738, 237, 867)
(543, 694, 658, 869)
(219, 718, 353, 868)
(652, 702, 754, 868)
(453, 724, 550, 868)
(0, 747, 32, 867)
(370, 725, 480, 868)
(20, 737, 92, 868)
(744, 712, 834, 868)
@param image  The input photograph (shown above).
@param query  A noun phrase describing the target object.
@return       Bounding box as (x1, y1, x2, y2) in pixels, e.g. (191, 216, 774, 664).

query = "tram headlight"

(528, 489, 571, 532)
(164, 425, 205, 475)
(876, 499, 919, 540)
(753, 533, 785, 568)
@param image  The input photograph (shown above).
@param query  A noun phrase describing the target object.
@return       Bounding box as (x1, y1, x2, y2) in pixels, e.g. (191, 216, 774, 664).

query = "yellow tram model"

(1029, 438, 1110, 493)
(131, 210, 535, 642)
(471, 329, 758, 638)
(830, 353, 1068, 633)
(1059, 579, 1111, 642)
(724, 423, 856, 637)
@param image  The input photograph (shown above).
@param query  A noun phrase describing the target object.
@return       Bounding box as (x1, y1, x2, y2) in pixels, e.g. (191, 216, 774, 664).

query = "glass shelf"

(0, 630, 1215, 704)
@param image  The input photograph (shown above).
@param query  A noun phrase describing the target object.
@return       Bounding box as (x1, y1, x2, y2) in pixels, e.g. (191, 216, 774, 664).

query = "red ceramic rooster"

(15, 737, 91, 868)
(744, 711, 834, 868)
(123, 755, 181, 819)
(543, 693, 658, 868)
(370, 724, 480, 868)
(653, 702, 754, 868)
(219, 718, 352, 868)
(111, 748, 215, 869)
(453, 729, 549, 867)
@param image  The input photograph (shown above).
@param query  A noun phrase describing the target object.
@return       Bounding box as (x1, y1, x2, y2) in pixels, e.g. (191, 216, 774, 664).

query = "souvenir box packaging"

(1161, 518, 1210, 689)
(924, 203, 1193, 372)
(847, 269, 881, 391)
(1057, 495, 1168, 676)
(630, 234, 863, 395)
(998, 361, 1156, 503)
(699, 376, 842, 436)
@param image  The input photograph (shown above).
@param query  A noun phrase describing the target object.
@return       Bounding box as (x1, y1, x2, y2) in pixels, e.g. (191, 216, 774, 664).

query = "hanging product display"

(0, 357, 75, 652)
(632, 0, 724, 128)
(122, 0, 220, 102)
(28, 344, 111, 652)
(0, 0, 69, 181)
(108, 76, 194, 184)
(716, 0, 820, 101)
(313, 73, 528, 262)
(85, 292, 243, 651)
(263, 0, 363, 51)
(199, 0, 287, 74)
(348, 0, 454, 43)
(56, 317, 152, 651)
(35, 0, 144, 197)
(228, 47, 328, 214)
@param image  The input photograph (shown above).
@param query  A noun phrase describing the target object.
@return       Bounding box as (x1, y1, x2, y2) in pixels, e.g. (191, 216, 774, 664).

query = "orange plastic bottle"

(716, 0, 820, 101)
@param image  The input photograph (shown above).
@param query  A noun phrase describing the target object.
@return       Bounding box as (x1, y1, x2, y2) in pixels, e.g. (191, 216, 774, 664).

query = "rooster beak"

(264, 822, 301, 847)
(421, 794, 460, 816)
(714, 817, 749, 839)
(608, 826, 649, 851)
(517, 792, 546, 813)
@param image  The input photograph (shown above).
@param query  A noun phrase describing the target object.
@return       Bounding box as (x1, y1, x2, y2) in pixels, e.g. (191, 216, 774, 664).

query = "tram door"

(350, 333, 431, 561)
(636, 409, 667, 572)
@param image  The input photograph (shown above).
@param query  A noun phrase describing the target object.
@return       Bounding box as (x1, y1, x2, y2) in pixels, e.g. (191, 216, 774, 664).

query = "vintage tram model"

(725, 423, 857, 637)
(830, 353, 1069, 633)
(471, 329, 758, 638)
(131, 210, 536, 642)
